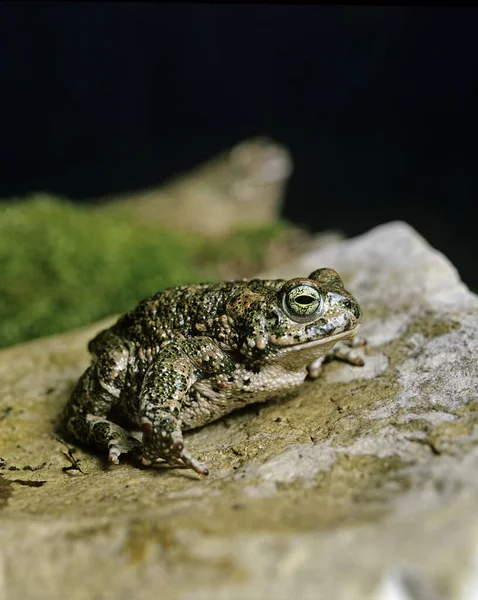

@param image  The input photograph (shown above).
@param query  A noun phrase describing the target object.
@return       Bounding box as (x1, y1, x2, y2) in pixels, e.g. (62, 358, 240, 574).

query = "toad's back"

(88, 280, 272, 355)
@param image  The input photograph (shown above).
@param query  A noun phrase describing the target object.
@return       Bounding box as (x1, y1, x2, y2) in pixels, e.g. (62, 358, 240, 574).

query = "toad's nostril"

(335, 295, 352, 310)
(330, 292, 354, 310)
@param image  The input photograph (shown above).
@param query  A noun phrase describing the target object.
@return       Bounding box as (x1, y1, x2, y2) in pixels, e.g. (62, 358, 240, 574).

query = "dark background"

(1, 3, 477, 288)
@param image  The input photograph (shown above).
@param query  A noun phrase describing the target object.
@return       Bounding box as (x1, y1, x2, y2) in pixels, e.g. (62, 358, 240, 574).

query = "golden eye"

(284, 284, 322, 319)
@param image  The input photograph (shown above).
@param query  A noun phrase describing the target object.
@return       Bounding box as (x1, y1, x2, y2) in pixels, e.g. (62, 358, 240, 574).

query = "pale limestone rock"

(104, 136, 293, 236)
(0, 221, 477, 600)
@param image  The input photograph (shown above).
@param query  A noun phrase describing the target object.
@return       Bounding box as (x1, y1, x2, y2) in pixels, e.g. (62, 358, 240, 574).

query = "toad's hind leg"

(64, 341, 141, 464)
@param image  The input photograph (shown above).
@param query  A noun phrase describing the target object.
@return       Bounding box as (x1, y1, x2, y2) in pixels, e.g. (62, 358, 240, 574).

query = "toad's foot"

(307, 336, 367, 378)
(108, 435, 142, 465)
(328, 338, 365, 366)
(141, 421, 209, 476)
(344, 335, 367, 348)
(77, 415, 142, 465)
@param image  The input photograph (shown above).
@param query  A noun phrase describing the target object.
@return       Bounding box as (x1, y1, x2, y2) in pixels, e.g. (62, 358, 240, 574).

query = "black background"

(1, 3, 477, 288)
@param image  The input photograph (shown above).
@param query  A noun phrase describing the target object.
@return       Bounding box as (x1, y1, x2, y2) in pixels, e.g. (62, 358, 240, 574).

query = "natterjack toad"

(64, 268, 363, 475)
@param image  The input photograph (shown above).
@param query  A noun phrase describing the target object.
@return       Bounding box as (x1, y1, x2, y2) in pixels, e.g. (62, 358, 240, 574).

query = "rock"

(0, 221, 477, 600)
(104, 136, 293, 236)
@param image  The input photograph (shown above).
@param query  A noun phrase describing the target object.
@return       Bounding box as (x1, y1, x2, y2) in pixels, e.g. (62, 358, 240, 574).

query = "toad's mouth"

(273, 324, 361, 352)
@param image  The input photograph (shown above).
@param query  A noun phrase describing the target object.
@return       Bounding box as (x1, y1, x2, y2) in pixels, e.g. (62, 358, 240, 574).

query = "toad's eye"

(283, 284, 323, 320)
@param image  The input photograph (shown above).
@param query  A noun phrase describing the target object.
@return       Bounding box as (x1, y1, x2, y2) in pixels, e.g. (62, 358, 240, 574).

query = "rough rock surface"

(1, 221, 477, 600)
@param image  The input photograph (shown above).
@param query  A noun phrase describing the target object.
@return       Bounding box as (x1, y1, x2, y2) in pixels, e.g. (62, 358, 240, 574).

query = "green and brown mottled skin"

(64, 268, 363, 475)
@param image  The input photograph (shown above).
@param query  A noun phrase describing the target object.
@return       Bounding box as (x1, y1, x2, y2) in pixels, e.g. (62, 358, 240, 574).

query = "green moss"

(198, 221, 289, 264)
(0, 194, 200, 347)
(0, 194, 291, 347)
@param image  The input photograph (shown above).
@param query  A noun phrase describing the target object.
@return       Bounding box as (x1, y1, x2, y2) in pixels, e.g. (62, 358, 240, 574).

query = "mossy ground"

(0, 194, 291, 347)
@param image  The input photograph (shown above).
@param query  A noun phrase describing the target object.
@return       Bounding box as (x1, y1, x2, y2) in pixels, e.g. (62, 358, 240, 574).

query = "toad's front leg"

(139, 337, 227, 476)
